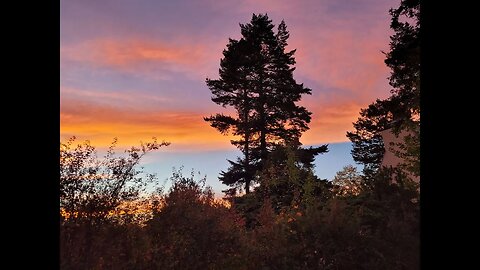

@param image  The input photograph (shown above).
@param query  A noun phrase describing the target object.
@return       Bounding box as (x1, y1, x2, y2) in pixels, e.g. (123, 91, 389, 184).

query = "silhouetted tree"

(347, 0, 419, 180)
(205, 14, 319, 195)
(385, 0, 420, 178)
(385, 0, 420, 116)
(346, 97, 404, 180)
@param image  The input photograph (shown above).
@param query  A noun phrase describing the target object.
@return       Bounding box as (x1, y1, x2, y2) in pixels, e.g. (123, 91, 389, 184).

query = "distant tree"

(205, 13, 323, 195)
(332, 165, 363, 196)
(347, 0, 419, 180)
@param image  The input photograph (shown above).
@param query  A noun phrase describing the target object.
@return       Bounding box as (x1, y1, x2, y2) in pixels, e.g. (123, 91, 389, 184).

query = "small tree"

(60, 136, 169, 224)
(259, 142, 330, 210)
(332, 165, 363, 197)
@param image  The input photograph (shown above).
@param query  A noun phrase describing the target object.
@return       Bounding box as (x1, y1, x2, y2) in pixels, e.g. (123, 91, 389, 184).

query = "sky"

(60, 0, 398, 196)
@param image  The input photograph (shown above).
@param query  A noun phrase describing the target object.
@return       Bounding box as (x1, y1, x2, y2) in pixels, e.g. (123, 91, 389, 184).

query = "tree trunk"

(244, 136, 250, 194)
(259, 91, 268, 162)
(244, 88, 251, 194)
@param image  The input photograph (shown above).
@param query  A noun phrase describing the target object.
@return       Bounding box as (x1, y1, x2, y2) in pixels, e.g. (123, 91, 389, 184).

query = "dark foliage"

(347, 0, 420, 179)
(145, 170, 245, 269)
(60, 137, 169, 269)
(60, 141, 419, 270)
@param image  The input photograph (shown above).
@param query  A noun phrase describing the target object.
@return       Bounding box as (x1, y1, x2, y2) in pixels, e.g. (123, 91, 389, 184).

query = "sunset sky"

(60, 0, 397, 195)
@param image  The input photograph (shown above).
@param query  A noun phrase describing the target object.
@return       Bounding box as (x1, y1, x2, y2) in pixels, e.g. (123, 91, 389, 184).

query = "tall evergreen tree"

(347, 0, 419, 178)
(205, 14, 323, 195)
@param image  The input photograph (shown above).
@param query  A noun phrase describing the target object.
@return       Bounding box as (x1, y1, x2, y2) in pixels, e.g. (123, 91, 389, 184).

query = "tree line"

(60, 1, 420, 269)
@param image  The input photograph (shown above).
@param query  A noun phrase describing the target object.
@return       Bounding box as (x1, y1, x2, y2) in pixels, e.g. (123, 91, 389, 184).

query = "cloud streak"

(61, 38, 222, 80)
(60, 98, 236, 150)
(60, 95, 365, 149)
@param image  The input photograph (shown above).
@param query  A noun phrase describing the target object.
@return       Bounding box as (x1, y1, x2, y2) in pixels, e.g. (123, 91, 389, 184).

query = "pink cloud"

(61, 37, 223, 80)
(301, 101, 365, 144)
(291, 26, 392, 102)
(61, 87, 171, 108)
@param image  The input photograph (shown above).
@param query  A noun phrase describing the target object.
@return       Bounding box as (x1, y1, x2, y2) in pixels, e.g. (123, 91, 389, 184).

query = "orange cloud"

(61, 96, 363, 151)
(301, 101, 364, 145)
(98, 40, 207, 67)
(60, 98, 236, 151)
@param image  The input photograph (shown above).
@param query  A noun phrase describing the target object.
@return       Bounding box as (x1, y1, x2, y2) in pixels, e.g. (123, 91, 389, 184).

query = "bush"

(145, 169, 246, 269)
